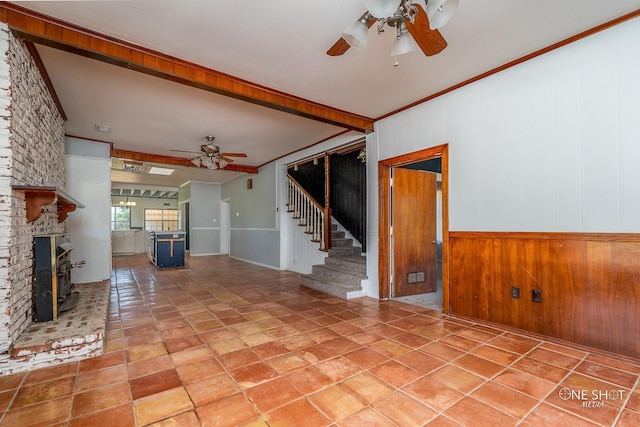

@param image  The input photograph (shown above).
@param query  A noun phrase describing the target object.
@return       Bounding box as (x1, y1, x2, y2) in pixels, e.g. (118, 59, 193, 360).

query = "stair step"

(311, 264, 366, 286)
(328, 246, 362, 257)
(299, 274, 363, 299)
(325, 256, 366, 273)
(331, 230, 345, 239)
(331, 237, 353, 248)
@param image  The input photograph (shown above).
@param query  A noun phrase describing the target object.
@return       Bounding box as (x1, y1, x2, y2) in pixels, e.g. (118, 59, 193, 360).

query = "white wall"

(374, 17, 640, 234)
(189, 181, 221, 255)
(66, 155, 112, 283)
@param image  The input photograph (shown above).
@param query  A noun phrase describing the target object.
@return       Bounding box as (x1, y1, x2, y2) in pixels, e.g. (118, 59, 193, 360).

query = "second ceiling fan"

(171, 136, 247, 170)
(328, 0, 458, 59)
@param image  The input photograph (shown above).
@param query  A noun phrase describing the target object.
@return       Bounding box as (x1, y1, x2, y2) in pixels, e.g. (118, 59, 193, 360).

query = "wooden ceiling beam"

(0, 4, 374, 133)
(111, 148, 259, 174)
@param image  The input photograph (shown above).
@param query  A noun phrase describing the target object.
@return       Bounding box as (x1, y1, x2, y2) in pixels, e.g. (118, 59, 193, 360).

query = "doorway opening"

(378, 144, 449, 313)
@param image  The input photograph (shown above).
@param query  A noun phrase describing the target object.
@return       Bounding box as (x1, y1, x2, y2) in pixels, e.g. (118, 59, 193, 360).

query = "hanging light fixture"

(119, 197, 136, 207)
(340, 0, 458, 62)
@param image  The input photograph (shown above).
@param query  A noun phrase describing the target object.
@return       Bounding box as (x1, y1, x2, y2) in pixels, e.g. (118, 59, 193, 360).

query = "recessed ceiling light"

(94, 124, 112, 133)
(122, 161, 142, 173)
(148, 166, 175, 176)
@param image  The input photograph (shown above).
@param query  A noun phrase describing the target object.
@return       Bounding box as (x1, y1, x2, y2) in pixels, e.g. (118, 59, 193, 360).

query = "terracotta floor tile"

(267, 353, 309, 375)
(185, 372, 241, 407)
(208, 337, 248, 355)
(540, 342, 588, 359)
(402, 376, 464, 411)
(440, 334, 484, 352)
(315, 356, 362, 382)
(527, 347, 581, 370)
(445, 397, 518, 427)
(454, 328, 498, 343)
(471, 344, 521, 366)
(471, 381, 538, 419)
(309, 384, 366, 420)
(0, 372, 26, 392)
(23, 362, 78, 386)
(369, 339, 413, 358)
(252, 341, 290, 360)
(522, 403, 600, 427)
(279, 334, 315, 351)
(161, 325, 196, 340)
(164, 334, 203, 353)
(133, 386, 194, 426)
(372, 391, 437, 426)
(130, 368, 182, 400)
(170, 345, 212, 366)
(284, 366, 334, 395)
(452, 354, 505, 378)
(69, 403, 135, 427)
(2, 396, 73, 427)
(230, 362, 279, 389)
(196, 393, 258, 427)
(127, 354, 174, 380)
(126, 342, 168, 363)
(343, 347, 389, 369)
(71, 381, 131, 418)
(511, 356, 569, 383)
(493, 368, 556, 399)
(421, 341, 465, 361)
(298, 343, 336, 363)
(76, 364, 129, 392)
(396, 349, 445, 374)
(488, 335, 540, 354)
(146, 410, 202, 427)
(342, 372, 394, 405)
(370, 360, 422, 388)
(430, 364, 486, 394)
(574, 359, 638, 389)
(339, 407, 396, 427)
(218, 348, 261, 370)
(245, 377, 303, 412)
(176, 358, 224, 384)
(12, 376, 76, 409)
(263, 398, 330, 427)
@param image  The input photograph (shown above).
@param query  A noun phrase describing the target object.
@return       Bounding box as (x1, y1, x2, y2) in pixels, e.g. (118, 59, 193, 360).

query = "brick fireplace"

(0, 23, 67, 355)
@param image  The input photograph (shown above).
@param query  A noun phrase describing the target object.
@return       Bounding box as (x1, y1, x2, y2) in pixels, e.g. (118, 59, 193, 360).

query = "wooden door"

(392, 168, 437, 297)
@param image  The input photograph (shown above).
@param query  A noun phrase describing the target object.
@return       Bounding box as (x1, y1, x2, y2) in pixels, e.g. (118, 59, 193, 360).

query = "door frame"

(378, 144, 449, 312)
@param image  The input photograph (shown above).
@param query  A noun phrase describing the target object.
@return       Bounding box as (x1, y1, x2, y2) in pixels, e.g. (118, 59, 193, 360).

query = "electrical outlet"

(532, 289, 542, 303)
(511, 286, 520, 299)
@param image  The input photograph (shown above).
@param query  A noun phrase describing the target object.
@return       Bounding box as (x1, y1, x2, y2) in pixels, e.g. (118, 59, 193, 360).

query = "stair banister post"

(323, 152, 331, 251)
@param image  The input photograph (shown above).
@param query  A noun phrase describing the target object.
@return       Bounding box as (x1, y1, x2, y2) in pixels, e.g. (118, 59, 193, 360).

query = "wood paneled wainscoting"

(449, 232, 640, 359)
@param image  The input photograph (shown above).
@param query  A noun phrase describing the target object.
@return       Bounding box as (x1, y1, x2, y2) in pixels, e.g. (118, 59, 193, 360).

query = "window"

(144, 209, 178, 231)
(111, 206, 131, 230)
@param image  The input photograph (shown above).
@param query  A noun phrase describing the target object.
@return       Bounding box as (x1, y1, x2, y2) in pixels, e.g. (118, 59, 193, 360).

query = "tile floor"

(0, 254, 639, 426)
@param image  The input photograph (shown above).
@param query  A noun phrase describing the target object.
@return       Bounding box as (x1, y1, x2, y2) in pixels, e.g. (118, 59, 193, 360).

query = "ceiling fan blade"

(219, 156, 236, 163)
(221, 152, 247, 158)
(327, 12, 377, 56)
(406, 4, 447, 56)
(327, 38, 351, 56)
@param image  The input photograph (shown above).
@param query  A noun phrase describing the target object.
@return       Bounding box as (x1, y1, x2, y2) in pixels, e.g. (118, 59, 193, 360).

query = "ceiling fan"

(327, 0, 458, 59)
(171, 136, 247, 169)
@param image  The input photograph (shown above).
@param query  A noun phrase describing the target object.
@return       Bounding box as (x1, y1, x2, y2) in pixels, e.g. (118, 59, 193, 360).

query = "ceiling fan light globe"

(365, 0, 402, 18)
(201, 157, 214, 169)
(191, 157, 202, 167)
(425, 0, 459, 29)
(217, 158, 229, 169)
(342, 20, 369, 50)
(391, 31, 418, 56)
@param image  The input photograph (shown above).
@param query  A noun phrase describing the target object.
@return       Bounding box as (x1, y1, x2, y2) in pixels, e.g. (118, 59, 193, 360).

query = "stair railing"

(286, 174, 331, 251)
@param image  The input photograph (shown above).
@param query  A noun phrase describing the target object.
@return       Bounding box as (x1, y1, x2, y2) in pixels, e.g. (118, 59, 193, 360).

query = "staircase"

(300, 225, 367, 299)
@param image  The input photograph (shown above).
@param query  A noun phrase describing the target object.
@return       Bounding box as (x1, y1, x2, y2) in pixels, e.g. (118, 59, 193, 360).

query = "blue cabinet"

(148, 232, 185, 268)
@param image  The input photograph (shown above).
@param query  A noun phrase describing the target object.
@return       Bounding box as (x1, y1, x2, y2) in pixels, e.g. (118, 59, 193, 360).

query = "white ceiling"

(10, 0, 640, 189)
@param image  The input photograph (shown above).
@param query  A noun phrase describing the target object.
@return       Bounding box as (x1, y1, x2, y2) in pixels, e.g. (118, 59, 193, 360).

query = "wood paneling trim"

(450, 231, 640, 242)
(0, 4, 374, 133)
(377, 8, 640, 122)
(111, 148, 258, 174)
(449, 231, 640, 359)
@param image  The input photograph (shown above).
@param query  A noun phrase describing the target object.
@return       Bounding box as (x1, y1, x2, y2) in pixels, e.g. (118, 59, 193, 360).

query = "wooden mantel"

(12, 185, 85, 223)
